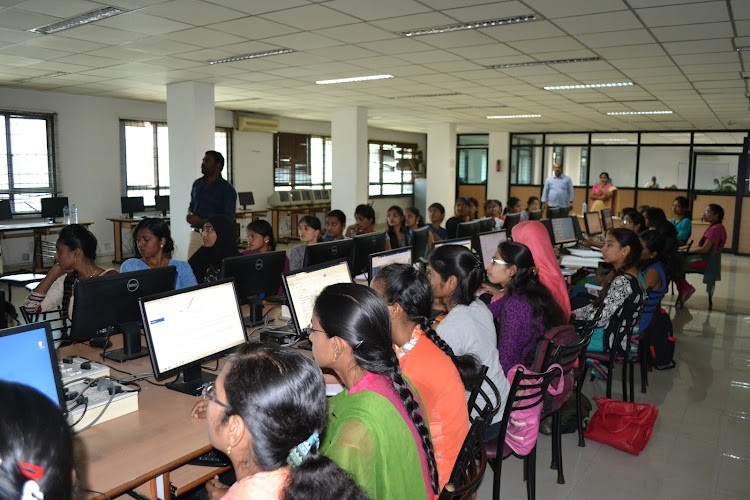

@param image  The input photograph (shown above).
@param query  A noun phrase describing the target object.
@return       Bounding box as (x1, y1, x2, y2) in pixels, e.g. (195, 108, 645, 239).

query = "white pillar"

(488, 132, 510, 203)
(426, 123, 457, 216)
(331, 106, 368, 223)
(167, 82, 215, 260)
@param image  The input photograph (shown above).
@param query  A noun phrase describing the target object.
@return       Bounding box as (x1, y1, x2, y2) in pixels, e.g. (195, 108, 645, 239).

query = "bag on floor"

(584, 397, 658, 455)
(540, 393, 593, 435)
(646, 308, 676, 370)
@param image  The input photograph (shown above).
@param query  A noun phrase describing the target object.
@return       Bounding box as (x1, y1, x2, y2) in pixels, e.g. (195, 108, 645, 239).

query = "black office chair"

(438, 414, 489, 499)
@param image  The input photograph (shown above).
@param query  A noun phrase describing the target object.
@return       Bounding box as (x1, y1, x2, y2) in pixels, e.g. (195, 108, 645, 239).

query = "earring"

(333, 345, 340, 363)
(226, 445, 231, 456)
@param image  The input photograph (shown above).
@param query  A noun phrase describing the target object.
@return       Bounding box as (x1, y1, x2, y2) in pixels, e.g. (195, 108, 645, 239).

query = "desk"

(235, 209, 269, 221)
(0, 220, 94, 272)
(108, 217, 170, 265)
(268, 205, 330, 242)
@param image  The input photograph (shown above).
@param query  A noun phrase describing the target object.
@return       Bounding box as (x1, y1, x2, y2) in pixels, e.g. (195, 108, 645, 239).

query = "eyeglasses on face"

(202, 383, 232, 411)
(304, 323, 325, 337)
(490, 257, 509, 266)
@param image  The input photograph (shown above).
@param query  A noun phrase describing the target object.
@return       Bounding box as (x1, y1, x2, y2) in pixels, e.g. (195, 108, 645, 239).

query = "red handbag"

(584, 397, 658, 455)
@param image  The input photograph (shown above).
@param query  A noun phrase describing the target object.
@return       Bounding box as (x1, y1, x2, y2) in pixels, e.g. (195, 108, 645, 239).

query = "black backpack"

(646, 308, 676, 370)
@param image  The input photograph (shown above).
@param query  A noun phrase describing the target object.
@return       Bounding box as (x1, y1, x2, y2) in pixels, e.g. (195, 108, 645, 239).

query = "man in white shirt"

(541, 163, 574, 216)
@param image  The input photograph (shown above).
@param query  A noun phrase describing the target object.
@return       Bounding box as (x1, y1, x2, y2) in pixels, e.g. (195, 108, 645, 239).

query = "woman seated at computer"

(344, 204, 376, 238)
(120, 218, 197, 289)
(589, 172, 617, 213)
(483, 199, 503, 229)
(504, 196, 523, 219)
(486, 241, 567, 374)
(188, 215, 239, 283)
(24, 224, 118, 319)
(310, 283, 439, 499)
(323, 210, 346, 241)
(572, 228, 644, 354)
(372, 264, 479, 489)
(289, 215, 322, 271)
(0, 381, 75, 500)
(241, 219, 290, 270)
(583, 207, 644, 249)
(386, 205, 410, 249)
(523, 196, 541, 220)
(428, 202, 448, 240)
(190, 344, 365, 500)
(428, 245, 509, 442)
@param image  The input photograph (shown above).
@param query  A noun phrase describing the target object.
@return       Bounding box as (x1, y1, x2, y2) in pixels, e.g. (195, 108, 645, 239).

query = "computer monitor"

(547, 207, 569, 219)
(550, 217, 577, 245)
(411, 225, 430, 263)
(238, 192, 254, 209)
(121, 196, 145, 219)
(457, 219, 481, 239)
(220, 250, 286, 306)
(478, 217, 494, 233)
(41, 197, 69, 223)
(541, 219, 554, 242)
(529, 210, 542, 221)
(70, 266, 177, 362)
(283, 259, 353, 336)
(503, 213, 522, 239)
(313, 190, 324, 202)
(301, 190, 312, 202)
(584, 212, 603, 236)
(140, 280, 247, 396)
(304, 238, 354, 271)
(476, 230, 508, 264)
(351, 231, 387, 277)
(0, 199, 12, 220)
(601, 208, 614, 231)
(278, 191, 290, 203)
(0, 322, 64, 408)
(571, 216, 584, 241)
(154, 195, 169, 217)
(369, 247, 412, 284)
(432, 237, 473, 251)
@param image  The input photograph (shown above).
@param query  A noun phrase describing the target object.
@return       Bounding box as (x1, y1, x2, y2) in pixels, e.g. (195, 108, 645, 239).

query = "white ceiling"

(0, 0, 749, 134)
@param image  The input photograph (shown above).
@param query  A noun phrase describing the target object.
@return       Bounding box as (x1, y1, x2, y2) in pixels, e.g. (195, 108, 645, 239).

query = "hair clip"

(287, 431, 320, 467)
(354, 339, 364, 350)
(21, 480, 44, 500)
(18, 462, 44, 481)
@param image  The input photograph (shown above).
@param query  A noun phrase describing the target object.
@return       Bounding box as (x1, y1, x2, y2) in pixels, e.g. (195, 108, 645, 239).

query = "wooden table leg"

(112, 220, 124, 264)
(271, 210, 280, 242)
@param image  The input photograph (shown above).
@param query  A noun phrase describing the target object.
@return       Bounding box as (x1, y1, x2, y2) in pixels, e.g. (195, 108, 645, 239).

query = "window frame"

(0, 111, 58, 216)
(368, 140, 417, 197)
(273, 132, 332, 190)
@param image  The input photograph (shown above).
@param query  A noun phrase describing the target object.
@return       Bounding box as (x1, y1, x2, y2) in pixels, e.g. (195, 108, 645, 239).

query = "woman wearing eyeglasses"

(190, 343, 365, 500)
(308, 283, 439, 499)
(188, 215, 239, 282)
(486, 241, 567, 375)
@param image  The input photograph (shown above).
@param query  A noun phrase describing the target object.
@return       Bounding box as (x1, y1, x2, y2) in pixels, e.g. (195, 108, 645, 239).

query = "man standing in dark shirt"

(186, 150, 237, 256)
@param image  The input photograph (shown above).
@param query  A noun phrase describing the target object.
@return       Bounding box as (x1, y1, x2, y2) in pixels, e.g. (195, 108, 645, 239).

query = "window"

(579, 147, 589, 185)
(457, 134, 488, 184)
(121, 120, 232, 205)
(0, 112, 56, 215)
(273, 133, 331, 190)
(369, 141, 416, 196)
(511, 138, 536, 184)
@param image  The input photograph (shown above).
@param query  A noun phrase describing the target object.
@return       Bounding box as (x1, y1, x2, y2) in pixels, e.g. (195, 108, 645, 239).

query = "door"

(738, 138, 750, 255)
(690, 151, 745, 253)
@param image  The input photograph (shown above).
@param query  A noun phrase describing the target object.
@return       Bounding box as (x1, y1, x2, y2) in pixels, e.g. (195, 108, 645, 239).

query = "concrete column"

(166, 82, 215, 260)
(331, 106, 368, 224)
(488, 132, 510, 203)
(426, 123, 457, 217)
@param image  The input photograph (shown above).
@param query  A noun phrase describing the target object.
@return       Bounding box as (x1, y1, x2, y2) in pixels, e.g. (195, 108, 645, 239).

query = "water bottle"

(63, 205, 70, 224)
(581, 202, 588, 214)
(71, 204, 79, 224)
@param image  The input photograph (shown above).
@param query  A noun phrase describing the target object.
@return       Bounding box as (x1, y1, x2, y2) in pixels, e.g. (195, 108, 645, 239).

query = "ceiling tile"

(447, 43, 521, 59)
(314, 23, 399, 44)
(159, 27, 246, 47)
(442, 1, 533, 22)
(663, 39, 734, 55)
(369, 12, 455, 32)
(636, 1, 729, 27)
(120, 37, 202, 56)
(143, 0, 245, 25)
(325, 0, 430, 21)
(480, 20, 566, 42)
(262, 32, 342, 51)
(396, 49, 462, 64)
(210, 16, 298, 39)
(732, 0, 750, 20)
(576, 29, 655, 48)
(597, 44, 666, 59)
(553, 11, 642, 35)
(261, 4, 360, 30)
(681, 62, 741, 74)
(307, 44, 380, 60)
(0, 44, 71, 60)
(96, 12, 192, 35)
(0, 7, 59, 30)
(54, 53, 121, 67)
(736, 20, 750, 37)
(362, 37, 434, 55)
(507, 36, 585, 53)
(524, 0, 628, 18)
(0, 26, 38, 43)
(15, 0, 103, 18)
(204, 0, 308, 15)
(673, 52, 739, 65)
(23, 35, 104, 51)
(55, 25, 147, 44)
(651, 22, 733, 42)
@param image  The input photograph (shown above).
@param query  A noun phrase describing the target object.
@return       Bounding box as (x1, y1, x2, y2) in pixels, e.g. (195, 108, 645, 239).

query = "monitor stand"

(166, 364, 217, 396)
(102, 323, 149, 362)
(126, 212, 135, 219)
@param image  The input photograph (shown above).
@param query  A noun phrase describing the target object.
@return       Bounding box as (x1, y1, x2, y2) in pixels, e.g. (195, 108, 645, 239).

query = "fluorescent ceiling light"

(209, 49, 293, 65)
(28, 7, 125, 34)
(16, 72, 68, 82)
(606, 110, 673, 115)
(391, 92, 461, 99)
(488, 57, 600, 70)
(736, 46, 750, 52)
(403, 15, 537, 37)
(316, 74, 393, 85)
(544, 82, 634, 90)
(487, 114, 541, 119)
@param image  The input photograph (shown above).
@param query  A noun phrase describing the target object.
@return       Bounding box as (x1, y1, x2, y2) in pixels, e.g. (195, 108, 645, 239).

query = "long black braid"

(314, 284, 439, 494)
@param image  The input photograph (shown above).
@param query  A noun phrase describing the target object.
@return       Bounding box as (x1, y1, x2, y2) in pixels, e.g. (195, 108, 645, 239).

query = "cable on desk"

(203, 359, 220, 372)
(74, 389, 116, 434)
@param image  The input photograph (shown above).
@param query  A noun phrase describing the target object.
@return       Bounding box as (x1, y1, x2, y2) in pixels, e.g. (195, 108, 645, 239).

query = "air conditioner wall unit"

(234, 113, 279, 133)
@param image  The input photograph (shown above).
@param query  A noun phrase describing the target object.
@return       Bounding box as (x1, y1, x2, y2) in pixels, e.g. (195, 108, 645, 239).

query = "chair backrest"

(22, 307, 69, 345)
(438, 414, 489, 499)
(466, 365, 501, 432)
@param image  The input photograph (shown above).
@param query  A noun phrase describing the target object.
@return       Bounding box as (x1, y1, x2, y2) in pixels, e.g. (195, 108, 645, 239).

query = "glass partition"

(590, 146, 637, 188)
(638, 147, 690, 190)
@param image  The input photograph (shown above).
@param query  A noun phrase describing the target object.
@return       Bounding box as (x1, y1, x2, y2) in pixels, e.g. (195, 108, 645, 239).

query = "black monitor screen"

(432, 237, 472, 251)
(140, 280, 247, 395)
(238, 192, 254, 207)
(41, 197, 69, 220)
(550, 217, 576, 245)
(602, 209, 614, 231)
(541, 219, 554, 242)
(0, 200, 11, 220)
(411, 226, 430, 262)
(529, 210, 542, 221)
(547, 207, 569, 219)
(585, 212, 603, 236)
(478, 217, 494, 233)
(313, 190, 324, 201)
(0, 323, 64, 408)
(220, 251, 286, 303)
(370, 247, 412, 284)
(304, 239, 354, 271)
(572, 216, 584, 241)
(301, 190, 312, 201)
(504, 213, 522, 238)
(154, 195, 170, 215)
(278, 191, 290, 203)
(476, 230, 508, 265)
(71, 266, 177, 362)
(283, 260, 353, 335)
(121, 196, 145, 218)
(351, 231, 387, 277)
(457, 219, 481, 238)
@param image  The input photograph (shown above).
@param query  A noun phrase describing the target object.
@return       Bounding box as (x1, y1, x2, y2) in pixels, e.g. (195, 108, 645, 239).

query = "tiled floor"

(476, 254, 750, 499)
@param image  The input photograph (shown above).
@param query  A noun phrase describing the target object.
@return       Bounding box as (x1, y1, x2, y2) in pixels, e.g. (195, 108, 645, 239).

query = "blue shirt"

(189, 176, 237, 225)
(541, 174, 574, 208)
(670, 217, 692, 245)
(119, 258, 198, 289)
